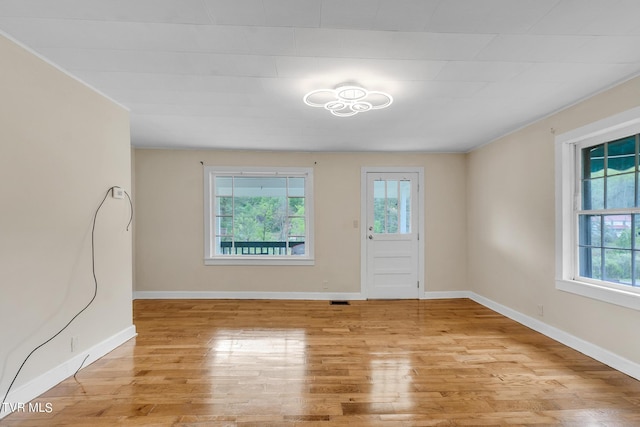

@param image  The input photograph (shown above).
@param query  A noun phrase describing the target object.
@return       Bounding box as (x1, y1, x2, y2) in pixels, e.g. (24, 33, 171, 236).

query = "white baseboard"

(133, 291, 365, 301)
(469, 292, 640, 381)
(134, 290, 475, 301)
(422, 290, 473, 299)
(0, 325, 137, 419)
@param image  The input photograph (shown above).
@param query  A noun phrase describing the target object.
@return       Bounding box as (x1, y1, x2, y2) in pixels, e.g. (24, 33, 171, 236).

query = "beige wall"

(134, 150, 467, 295)
(467, 75, 640, 364)
(0, 35, 132, 396)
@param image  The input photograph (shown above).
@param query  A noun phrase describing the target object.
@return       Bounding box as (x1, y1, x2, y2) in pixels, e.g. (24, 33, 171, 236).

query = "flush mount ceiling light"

(303, 84, 393, 117)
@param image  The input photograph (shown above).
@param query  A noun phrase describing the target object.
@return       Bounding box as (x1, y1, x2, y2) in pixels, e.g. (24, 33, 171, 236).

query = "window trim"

(203, 166, 314, 266)
(555, 106, 640, 311)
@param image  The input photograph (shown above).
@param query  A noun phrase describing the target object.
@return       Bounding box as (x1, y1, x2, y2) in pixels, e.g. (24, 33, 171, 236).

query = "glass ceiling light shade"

(303, 84, 393, 117)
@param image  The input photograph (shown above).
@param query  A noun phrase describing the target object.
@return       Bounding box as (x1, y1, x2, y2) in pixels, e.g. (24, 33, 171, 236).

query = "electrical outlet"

(537, 305, 544, 317)
(322, 280, 329, 290)
(71, 336, 79, 353)
(112, 187, 125, 199)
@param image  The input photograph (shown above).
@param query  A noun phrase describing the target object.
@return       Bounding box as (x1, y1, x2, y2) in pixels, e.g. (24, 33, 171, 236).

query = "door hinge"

(417, 281, 420, 288)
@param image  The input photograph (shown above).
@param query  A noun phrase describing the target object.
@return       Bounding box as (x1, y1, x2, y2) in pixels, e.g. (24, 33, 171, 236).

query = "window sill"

(205, 257, 315, 266)
(556, 278, 640, 311)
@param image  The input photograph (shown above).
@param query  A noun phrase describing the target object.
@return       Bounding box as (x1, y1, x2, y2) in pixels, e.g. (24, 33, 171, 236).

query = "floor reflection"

(210, 329, 307, 415)
(369, 357, 414, 412)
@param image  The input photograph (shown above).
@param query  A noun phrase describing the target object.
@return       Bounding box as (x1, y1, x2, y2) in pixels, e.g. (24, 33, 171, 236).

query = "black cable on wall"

(1, 186, 133, 408)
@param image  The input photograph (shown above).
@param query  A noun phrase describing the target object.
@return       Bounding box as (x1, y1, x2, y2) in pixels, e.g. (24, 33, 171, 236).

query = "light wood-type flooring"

(3, 298, 640, 426)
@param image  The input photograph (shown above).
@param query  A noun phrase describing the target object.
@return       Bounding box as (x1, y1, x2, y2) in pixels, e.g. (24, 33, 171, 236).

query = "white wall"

(467, 75, 640, 365)
(0, 34, 133, 409)
(134, 150, 467, 296)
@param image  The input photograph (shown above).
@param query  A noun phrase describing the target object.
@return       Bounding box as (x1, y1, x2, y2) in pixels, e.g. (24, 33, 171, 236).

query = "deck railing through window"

(219, 241, 305, 255)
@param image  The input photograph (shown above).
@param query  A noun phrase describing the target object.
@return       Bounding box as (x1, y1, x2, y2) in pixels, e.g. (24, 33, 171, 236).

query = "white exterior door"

(364, 171, 420, 299)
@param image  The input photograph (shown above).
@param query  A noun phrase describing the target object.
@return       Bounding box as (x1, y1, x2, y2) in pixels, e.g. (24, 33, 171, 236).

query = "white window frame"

(204, 166, 314, 266)
(556, 106, 640, 311)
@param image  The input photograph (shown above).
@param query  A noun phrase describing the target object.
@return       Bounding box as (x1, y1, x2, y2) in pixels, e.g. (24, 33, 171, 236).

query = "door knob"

(368, 235, 373, 240)
(368, 226, 373, 231)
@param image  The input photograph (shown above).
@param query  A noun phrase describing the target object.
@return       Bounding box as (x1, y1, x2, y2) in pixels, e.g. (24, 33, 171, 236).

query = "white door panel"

(365, 172, 419, 299)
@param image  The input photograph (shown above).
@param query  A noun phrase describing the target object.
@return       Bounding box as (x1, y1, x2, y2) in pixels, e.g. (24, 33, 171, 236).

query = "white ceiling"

(2, 0, 640, 152)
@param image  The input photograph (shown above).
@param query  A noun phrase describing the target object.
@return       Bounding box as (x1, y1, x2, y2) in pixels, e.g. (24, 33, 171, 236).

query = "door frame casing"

(360, 166, 425, 299)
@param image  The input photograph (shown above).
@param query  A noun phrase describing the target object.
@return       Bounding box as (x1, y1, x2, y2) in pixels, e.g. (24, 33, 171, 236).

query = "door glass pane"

(373, 180, 386, 233)
(386, 180, 398, 233)
(399, 180, 411, 234)
(372, 179, 413, 234)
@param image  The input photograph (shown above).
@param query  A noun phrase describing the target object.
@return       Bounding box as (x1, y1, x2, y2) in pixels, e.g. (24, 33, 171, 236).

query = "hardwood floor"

(3, 298, 640, 426)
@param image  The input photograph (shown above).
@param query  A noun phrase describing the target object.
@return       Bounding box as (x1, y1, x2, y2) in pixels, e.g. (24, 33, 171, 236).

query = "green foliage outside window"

(223, 196, 305, 242)
(214, 175, 306, 255)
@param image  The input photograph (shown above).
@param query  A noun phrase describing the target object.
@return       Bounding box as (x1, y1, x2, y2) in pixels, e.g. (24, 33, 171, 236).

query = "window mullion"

(600, 215, 605, 280)
(285, 177, 290, 256)
(604, 142, 608, 210)
(231, 176, 235, 254)
(632, 214, 637, 286)
(633, 135, 640, 206)
(384, 180, 388, 233)
(396, 180, 401, 233)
